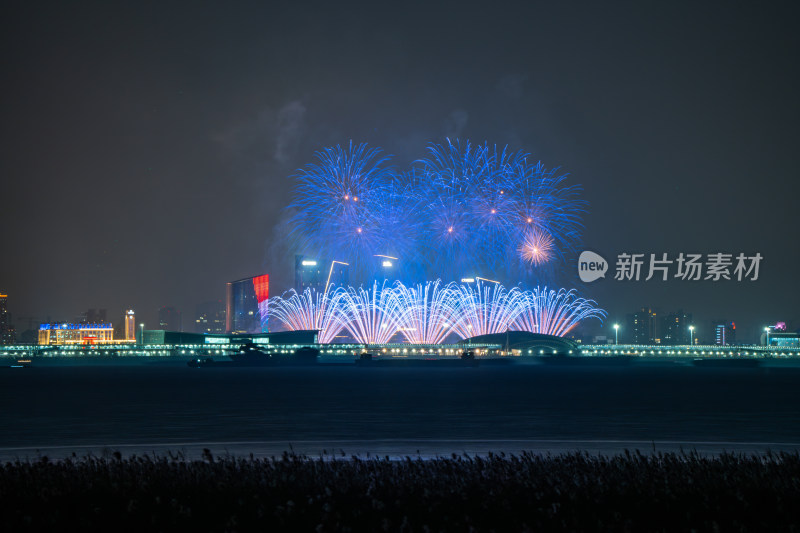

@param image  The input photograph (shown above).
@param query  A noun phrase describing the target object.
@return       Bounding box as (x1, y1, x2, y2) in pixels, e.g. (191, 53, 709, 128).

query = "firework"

(269, 281, 606, 343)
(448, 282, 528, 338)
(509, 159, 585, 264)
(512, 287, 607, 337)
(284, 138, 586, 285)
(336, 280, 403, 344)
(410, 140, 585, 281)
(267, 287, 346, 344)
(277, 138, 603, 341)
(518, 229, 555, 266)
(287, 141, 394, 275)
(392, 280, 459, 344)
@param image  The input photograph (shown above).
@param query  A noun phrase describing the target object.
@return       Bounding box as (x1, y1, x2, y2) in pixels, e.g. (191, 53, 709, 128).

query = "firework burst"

(287, 141, 394, 275)
(284, 138, 589, 286)
(518, 229, 555, 266)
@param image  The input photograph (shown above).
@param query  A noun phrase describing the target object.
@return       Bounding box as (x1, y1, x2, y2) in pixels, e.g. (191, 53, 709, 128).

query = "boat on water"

(692, 357, 761, 368)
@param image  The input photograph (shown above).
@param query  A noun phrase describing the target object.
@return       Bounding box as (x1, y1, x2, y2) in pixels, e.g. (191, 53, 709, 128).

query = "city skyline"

(1, 2, 798, 344)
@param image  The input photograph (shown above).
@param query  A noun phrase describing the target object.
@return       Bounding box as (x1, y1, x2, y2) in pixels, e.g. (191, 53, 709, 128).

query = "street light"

(689, 325, 695, 346)
(613, 324, 619, 345)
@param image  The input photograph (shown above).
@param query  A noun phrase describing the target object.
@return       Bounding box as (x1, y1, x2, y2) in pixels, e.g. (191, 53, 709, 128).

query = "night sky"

(2, 1, 798, 342)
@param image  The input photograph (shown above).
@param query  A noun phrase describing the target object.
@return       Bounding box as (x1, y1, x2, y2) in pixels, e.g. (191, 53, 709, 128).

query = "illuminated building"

(0, 293, 15, 345)
(125, 310, 136, 341)
(226, 274, 269, 334)
(38, 323, 114, 345)
(659, 310, 692, 345)
(761, 327, 800, 347)
(626, 308, 657, 344)
(713, 321, 736, 346)
(295, 255, 323, 292)
(295, 255, 348, 292)
(158, 306, 182, 331)
(194, 300, 226, 334)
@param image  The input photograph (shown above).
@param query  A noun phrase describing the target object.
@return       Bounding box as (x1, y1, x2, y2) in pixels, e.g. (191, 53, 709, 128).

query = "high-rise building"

(713, 321, 736, 346)
(626, 307, 657, 344)
(295, 255, 324, 293)
(194, 300, 226, 334)
(125, 310, 136, 341)
(0, 293, 16, 345)
(659, 310, 693, 345)
(295, 256, 349, 293)
(158, 306, 182, 331)
(226, 274, 269, 334)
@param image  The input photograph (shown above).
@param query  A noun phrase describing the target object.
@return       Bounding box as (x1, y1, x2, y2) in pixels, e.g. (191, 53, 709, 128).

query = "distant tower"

(0, 292, 15, 345)
(125, 310, 136, 341)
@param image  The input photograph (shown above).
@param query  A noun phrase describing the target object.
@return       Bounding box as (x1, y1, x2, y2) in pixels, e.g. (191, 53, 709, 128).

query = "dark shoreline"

(3, 450, 799, 531)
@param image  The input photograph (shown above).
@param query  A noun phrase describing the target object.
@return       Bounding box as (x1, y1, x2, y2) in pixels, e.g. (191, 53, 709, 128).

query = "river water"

(2, 363, 799, 460)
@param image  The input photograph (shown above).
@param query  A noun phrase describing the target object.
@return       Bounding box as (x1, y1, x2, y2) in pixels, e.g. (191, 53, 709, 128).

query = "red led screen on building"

(252, 274, 269, 304)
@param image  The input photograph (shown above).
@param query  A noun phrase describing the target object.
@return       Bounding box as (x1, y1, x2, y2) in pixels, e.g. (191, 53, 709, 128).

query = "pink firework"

(518, 230, 554, 266)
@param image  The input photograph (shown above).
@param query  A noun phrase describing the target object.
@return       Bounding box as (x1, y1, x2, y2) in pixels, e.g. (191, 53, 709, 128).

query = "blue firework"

(285, 138, 586, 287)
(287, 141, 394, 274)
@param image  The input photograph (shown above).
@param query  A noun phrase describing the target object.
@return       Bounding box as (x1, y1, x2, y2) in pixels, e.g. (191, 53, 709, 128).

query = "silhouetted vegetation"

(2, 449, 799, 531)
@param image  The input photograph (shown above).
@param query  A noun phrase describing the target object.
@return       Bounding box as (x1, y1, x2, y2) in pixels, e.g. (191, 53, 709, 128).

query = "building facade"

(626, 307, 657, 344)
(38, 323, 114, 345)
(0, 293, 15, 345)
(659, 310, 692, 345)
(226, 274, 269, 334)
(194, 300, 226, 334)
(713, 321, 736, 346)
(295, 256, 349, 293)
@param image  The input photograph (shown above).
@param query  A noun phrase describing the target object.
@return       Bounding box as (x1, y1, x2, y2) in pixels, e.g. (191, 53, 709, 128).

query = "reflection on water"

(2, 365, 799, 459)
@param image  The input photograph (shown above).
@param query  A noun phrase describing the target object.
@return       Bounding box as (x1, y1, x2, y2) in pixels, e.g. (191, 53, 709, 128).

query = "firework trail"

(267, 287, 346, 344)
(512, 287, 607, 337)
(337, 280, 403, 344)
(268, 281, 606, 343)
(448, 281, 528, 338)
(392, 280, 459, 344)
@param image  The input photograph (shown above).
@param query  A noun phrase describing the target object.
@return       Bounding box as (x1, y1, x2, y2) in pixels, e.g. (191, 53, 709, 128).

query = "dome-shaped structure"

(458, 331, 578, 354)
